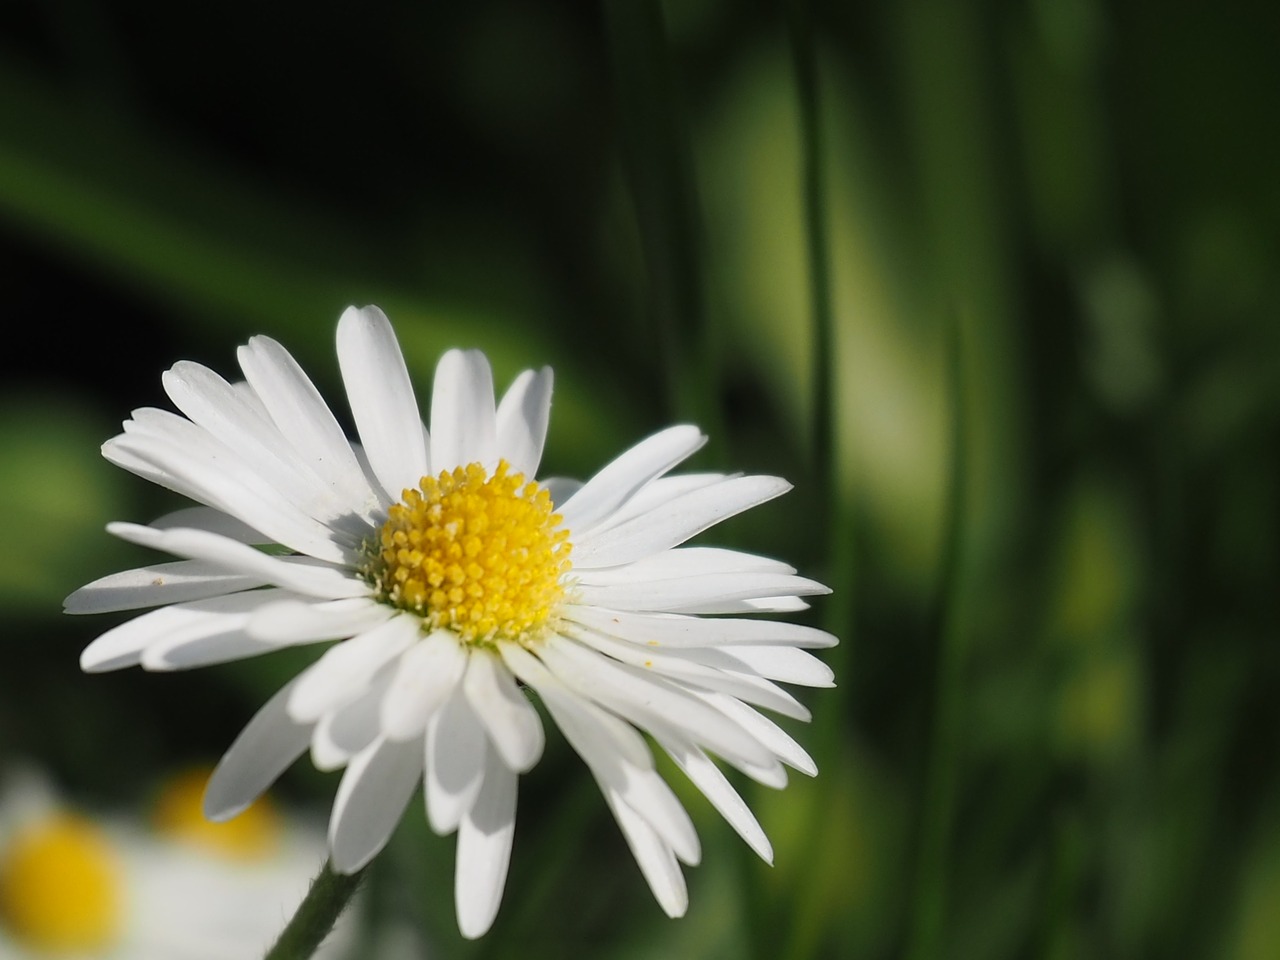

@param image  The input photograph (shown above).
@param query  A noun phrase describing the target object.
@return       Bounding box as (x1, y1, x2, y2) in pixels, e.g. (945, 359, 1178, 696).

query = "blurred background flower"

(0, 0, 1276, 957)
(0, 767, 354, 958)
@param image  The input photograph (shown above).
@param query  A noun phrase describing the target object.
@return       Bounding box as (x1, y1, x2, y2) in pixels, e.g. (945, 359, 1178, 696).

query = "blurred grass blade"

(905, 309, 971, 960)
(601, 0, 721, 439)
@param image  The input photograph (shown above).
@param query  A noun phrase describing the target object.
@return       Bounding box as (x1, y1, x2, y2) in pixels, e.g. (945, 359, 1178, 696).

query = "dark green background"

(1, 1, 1277, 957)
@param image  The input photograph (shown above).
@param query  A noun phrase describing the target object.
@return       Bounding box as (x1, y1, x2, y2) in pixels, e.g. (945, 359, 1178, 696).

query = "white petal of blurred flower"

(67, 306, 837, 938)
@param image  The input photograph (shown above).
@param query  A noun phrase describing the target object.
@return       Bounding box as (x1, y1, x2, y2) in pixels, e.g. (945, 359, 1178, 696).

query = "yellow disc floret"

(368, 459, 571, 645)
(0, 813, 122, 952)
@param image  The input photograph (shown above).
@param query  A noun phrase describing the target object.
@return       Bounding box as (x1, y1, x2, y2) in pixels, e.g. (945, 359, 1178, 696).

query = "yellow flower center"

(0, 813, 122, 952)
(152, 767, 281, 861)
(368, 459, 571, 644)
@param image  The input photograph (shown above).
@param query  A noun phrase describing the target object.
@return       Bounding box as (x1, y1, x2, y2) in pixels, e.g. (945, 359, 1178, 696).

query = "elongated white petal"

(572, 475, 791, 569)
(237, 334, 381, 515)
(106, 431, 353, 563)
(64, 560, 266, 615)
(456, 746, 518, 939)
(558, 426, 706, 533)
(576, 573, 829, 613)
(336, 305, 430, 501)
(380, 631, 468, 741)
(697, 691, 818, 776)
(558, 627, 812, 723)
(462, 648, 544, 773)
(107, 523, 365, 600)
(205, 676, 313, 820)
(288, 615, 421, 722)
(80, 590, 287, 673)
(329, 735, 425, 873)
(494, 367, 553, 478)
(537, 637, 777, 770)
(707, 645, 835, 687)
(604, 791, 687, 918)
(658, 735, 773, 863)
(702, 596, 812, 614)
(574, 547, 796, 586)
(150, 507, 266, 543)
(163, 361, 350, 523)
(585, 473, 727, 534)
(246, 597, 393, 642)
(426, 690, 486, 835)
(311, 676, 388, 771)
(540, 477, 582, 507)
(431, 349, 497, 471)
(142, 626, 292, 671)
(499, 643, 654, 772)
(563, 605, 838, 649)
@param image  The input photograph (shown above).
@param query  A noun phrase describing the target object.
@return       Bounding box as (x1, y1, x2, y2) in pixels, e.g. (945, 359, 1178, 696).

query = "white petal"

(503, 646, 694, 863)
(494, 367, 553, 478)
(576, 573, 829, 613)
(709, 645, 835, 687)
(558, 425, 706, 533)
(80, 590, 287, 673)
(557, 626, 812, 724)
(246, 597, 393, 642)
(462, 648, 544, 773)
(430, 349, 498, 471)
(705, 596, 813, 614)
(142, 625, 293, 671)
(107, 523, 366, 599)
(698, 691, 818, 776)
(536, 637, 777, 770)
(604, 791, 687, 918)
(499, 643, 654, 771)
(585, 473, 728, 534)
(336, 305, 430, 501)
(329, 735, 425, 873)
(163, 361, 353, 529)
(289, 615, 422, 722)
(657, 735, 773, 863)
(540, 477, 582, 507)
(455, 746, 518, 939)
(237, 334, 382, 516)
(311, 676, 389, 771)
(380, 631, 469, 741)
(425, 689, 486, 835)
(572, 475, 792, 569)
(64, 560, 266, 615)
(563, 605, 839, 649)
(150, 507, 266, 543)
(105, 432, 351, 563)
(574, 547, 796, 585)
(205, 676, 313, 820)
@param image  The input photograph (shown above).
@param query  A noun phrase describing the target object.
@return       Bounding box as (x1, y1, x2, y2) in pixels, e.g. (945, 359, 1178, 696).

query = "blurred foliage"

(0, 0, 1277, 958)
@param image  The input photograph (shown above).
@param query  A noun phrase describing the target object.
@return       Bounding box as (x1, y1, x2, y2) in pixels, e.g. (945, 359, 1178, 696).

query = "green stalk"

(904, 312, 971, 960)
(263, 860, 366, 960)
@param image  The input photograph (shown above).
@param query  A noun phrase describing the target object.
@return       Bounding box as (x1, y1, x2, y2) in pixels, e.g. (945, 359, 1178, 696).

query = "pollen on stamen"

(365, 459, 572, 645)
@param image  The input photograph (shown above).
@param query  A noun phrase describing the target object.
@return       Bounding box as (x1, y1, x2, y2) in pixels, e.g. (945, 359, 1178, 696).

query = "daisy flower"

(67, 306, 836, 938)
(0, 768, 353, 959)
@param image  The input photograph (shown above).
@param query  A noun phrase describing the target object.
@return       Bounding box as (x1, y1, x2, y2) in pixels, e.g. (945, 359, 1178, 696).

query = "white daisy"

(0, 768, 353, 959)
(66, 306, 836, 938)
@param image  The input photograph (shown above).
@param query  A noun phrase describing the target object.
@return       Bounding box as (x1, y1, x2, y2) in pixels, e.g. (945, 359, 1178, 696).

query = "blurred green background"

(1, 0, 1278, 957)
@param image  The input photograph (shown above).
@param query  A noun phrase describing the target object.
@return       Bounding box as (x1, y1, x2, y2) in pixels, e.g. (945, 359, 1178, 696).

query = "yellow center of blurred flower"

(0, 813, 121, 952)
(152, 768, 281, 860)
(369, 460, 571, 644)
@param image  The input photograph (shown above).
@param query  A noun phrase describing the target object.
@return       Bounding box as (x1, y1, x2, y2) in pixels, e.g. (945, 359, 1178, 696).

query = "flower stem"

(263, 859, 365, 960)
